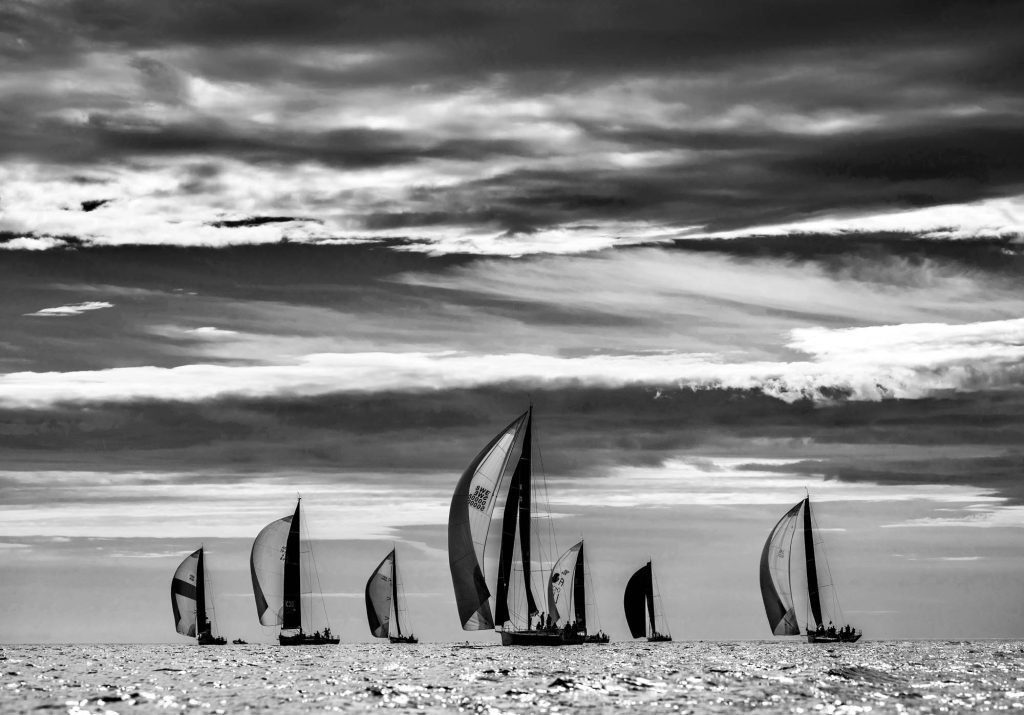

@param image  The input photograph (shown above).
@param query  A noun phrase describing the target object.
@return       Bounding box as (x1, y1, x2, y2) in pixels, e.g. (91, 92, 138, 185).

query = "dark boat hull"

(197, 633, 226, 645)
(231, 639, 247, 645)
(584, 633, 610, 644)
(807, 631, 861, 643)
(389, 635, 418, 644)
(647, 633, 672, 642)
(500, 630, 584, 646)
(279, 633, 340, 646)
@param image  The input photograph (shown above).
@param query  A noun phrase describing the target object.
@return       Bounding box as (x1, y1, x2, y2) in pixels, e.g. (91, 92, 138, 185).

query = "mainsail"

(171, 548, 204, 637)
(759, 501, 802, 636)
(548, 540, 585, 628)
(250, 501, 302, 628)
(366, 550, 395, 638)
(448, 409, 530, 630)
(623, 561, 654, 638)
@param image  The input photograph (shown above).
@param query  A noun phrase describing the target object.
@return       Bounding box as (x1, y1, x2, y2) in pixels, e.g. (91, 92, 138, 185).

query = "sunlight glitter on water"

(1, 641, 1022, 713)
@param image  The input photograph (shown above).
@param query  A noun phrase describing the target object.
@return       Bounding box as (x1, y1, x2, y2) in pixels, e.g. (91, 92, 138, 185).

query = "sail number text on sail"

(468, 486, 491, 511)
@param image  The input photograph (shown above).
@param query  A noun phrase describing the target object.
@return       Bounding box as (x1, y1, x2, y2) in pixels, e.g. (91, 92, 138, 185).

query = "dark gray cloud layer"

(3, 0, 1024, 239)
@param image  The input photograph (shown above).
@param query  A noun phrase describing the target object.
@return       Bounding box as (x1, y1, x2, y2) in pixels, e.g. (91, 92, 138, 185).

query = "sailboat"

(623, 561, 672, 642)
(365, 548, 418, 644)
(760, 495, 861, 643)
(171, 547, 226, 645)
(448, 407, 584, 646)
(250, 498, 340, 645)
(548, 540, 609, 644)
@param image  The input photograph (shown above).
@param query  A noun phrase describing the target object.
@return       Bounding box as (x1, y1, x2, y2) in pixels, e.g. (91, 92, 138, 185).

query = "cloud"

(24, 301, 114, 317)
(1, 317, 1023, 408)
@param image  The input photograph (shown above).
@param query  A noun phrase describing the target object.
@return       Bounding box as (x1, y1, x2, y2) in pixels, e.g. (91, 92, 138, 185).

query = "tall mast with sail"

(250, 498, 339, 645)
(366, 548, 418, 644)
(623, 560, 672, 642)
(548, 540, 609, 643)
(448, 407, 582, 646)
(171, 547, 225, 645)
(759, 496, 861, 643)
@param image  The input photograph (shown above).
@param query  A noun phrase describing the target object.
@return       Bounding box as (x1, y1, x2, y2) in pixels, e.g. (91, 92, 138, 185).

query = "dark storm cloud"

(3, 0, 1024, 240)
(3, 385, 1023, 504)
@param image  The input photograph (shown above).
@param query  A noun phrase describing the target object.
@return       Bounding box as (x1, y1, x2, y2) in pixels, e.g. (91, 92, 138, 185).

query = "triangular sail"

(448, 411, 529, 630)
(365, 550, 394, 638)
(803, 497, 824, 629)
(547, 540, 583, 626)
(759, 500, 802, 636)
(250, 512, 294, 626)
(171, 548, 202, 637)
(623, 561, 652, 638)
(282, 501, 302, 630)
(573, 542, 586, 632)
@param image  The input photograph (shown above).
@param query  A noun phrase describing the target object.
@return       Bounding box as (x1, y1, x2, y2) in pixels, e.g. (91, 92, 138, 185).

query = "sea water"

(2, 641, 1022, 713)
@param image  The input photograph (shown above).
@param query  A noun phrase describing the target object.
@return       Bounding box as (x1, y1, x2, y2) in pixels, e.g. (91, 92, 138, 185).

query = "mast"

(196, 547, 208, 636)
(803, 497, 823, 629)
(391, 548, 402, 637)
(645, 560, 656, 636)
(282, 499, 302, 631)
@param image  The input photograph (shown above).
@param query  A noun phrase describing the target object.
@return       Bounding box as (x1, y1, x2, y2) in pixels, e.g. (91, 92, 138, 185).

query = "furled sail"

(548, 540, 583, 626)
(759, 501, 802, 636)
(623, 561, 653, 638)
(251, 510, 295, 626)
(171, 548, 203, 637)
(366, 550, 395, 638)
(448, 410, 529, 630)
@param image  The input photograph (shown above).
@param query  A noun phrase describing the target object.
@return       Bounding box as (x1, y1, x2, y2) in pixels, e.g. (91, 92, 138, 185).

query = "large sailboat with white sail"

(366, 547, 418, 644)
(760, 495, 861, 643)
(171, 547, 226, 645)
(250, 498, 339, 645)
(448, 407, 583, 646)
(623, 560, 672, 642)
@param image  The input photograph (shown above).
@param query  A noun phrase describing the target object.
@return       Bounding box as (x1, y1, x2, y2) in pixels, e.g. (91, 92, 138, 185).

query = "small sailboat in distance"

(760, 495, 861, 643)
(251, 498, 339, 645)
(548, 540, 609, 643)
(623, 560, 672, 642)
(366, 547, 418, 644)
(171, 547, 226, 645)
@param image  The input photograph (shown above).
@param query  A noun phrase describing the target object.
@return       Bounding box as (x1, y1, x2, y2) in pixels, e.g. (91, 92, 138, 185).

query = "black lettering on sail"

(467, 485, 491, 511)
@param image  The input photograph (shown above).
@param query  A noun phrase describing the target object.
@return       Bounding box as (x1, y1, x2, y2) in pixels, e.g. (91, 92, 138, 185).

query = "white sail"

(760, 502, 802, 636)
(171, 549, 201, 637)
(448, 411, 529, 630)
(547, 540, 583, 626)
(250, 516, 292, 626)
(365, 551, 394, 638)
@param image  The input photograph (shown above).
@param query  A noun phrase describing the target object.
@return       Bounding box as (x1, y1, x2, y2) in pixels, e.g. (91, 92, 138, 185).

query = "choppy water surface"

(2, 641, 1022, 713)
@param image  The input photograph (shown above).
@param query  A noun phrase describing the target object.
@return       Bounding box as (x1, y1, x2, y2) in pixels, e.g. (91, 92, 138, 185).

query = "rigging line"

(531, 411, 559, 575)
(810, 502, 844, 625)
(302, 507, 331, 629)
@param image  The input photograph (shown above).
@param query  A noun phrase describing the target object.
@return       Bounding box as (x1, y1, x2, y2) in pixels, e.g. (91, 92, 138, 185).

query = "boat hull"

(584, 634, 610, 644)
(278, 633, 340, 646)
(389, 635, 418, 644)
(647, 634, 672, 643)
(197, 633, 226, 645)
(806, 631, 861, 643)
(500, 630, 584, 646)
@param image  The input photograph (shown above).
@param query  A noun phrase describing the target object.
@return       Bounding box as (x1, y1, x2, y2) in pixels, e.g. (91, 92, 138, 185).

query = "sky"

(1, 0, 1023, 643)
